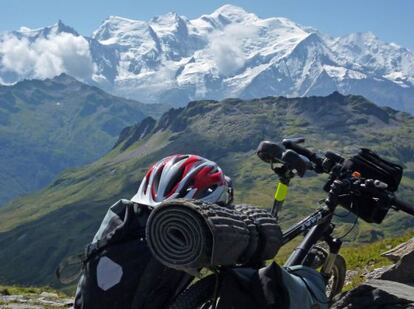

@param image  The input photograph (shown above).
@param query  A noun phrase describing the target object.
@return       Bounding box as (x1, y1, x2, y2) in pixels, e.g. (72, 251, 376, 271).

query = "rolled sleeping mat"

(146, 199, 252, 272)
(207, 203, 256, 266)
(234, 204, 282, 261)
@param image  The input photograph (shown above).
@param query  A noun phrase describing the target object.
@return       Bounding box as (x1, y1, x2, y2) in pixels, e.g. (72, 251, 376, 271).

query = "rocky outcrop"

(332, 237, 414, 309)
(331, 279, 414, 309)
(114, 117, 157, 150)
(366, 239, 414, 285)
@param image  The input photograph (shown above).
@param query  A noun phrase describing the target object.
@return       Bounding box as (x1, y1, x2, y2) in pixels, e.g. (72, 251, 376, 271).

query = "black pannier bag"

(215, 263, 329, 309)
(342, 148, 403, 223)
(74, 199, 192, 309)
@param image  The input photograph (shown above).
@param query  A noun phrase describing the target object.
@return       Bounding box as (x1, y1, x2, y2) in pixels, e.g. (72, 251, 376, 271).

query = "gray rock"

(1, 304, 43, 309)
(382, 237, 414, 263)
(365, 265, 393, 280)
(377, 238, 414, 284)
(344, 270, 360, 286)
(331, 279, 414, 309)
(39, 292, 59, 298)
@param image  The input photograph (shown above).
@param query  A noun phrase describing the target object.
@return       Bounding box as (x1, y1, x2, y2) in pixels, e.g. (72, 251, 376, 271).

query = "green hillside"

(0, 92, 413, 286)
(0, 74, 166, 205)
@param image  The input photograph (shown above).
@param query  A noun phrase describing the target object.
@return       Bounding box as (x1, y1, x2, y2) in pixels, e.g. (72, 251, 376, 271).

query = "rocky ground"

(0, 291, 73, 309)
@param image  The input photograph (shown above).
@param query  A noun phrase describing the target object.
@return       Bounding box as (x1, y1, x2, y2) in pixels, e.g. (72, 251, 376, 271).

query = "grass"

(0, 284, 70, 309)
(0, 284, 66, 296)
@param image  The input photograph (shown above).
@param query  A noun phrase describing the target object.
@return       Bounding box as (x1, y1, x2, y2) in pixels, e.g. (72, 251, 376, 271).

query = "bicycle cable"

(337, 204, 359, 241)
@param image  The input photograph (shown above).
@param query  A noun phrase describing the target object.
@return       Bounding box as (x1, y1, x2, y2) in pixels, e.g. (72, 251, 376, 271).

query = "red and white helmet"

(131, 154, 232, 207)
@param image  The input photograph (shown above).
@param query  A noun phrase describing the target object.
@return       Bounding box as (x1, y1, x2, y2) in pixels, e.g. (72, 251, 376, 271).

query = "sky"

(1, 0, 413, 51)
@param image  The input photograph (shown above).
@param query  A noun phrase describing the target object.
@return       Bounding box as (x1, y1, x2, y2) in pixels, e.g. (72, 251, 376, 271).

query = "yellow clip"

(274, 183, 288, 202)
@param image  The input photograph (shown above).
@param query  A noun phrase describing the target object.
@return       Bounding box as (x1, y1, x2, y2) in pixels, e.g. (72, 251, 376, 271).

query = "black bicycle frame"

(281, 206, 332, 246)
(271, 179, 340, 268)
(283, 209, 334, 267)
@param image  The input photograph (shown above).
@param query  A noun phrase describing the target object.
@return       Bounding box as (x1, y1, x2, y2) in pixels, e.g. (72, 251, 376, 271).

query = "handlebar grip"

(393, 197, 414, 216)
(282, 139, 318, 163)
(281, 150, 310, 177)
(257, 141, 285, 164)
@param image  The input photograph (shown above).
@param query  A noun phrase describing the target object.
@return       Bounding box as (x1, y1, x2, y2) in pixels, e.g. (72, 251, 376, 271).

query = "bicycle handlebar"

(258, 138, 414, 219)
(256, 141, 314, 177)
(392, 197, 414, 216)
(282, 138, 317, 161)
(282, 138, 324, 172)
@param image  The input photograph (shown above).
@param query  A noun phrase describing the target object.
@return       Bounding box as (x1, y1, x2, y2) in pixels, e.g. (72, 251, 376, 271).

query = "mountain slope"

(0, 74, 166, 205)
(0, 92, 413, 286)
(1, 5, 414, 112)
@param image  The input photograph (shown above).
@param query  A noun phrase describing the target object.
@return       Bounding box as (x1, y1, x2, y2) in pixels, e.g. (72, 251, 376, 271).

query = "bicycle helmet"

(131, 154, 232, 207)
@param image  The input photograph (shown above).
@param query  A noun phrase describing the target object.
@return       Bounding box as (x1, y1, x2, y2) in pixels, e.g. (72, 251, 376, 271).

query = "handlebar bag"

(347, 148, 403, 191)
(73, 199, 192, 309)
(342, 149, 403, 223)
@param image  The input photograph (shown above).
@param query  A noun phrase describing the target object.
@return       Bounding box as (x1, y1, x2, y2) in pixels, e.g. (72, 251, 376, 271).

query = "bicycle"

(169, 137, 414, 309)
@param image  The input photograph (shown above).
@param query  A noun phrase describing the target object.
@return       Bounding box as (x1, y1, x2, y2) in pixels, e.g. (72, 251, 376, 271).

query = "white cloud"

(208, 24, 258, 76)
(0, 32, 95, 81)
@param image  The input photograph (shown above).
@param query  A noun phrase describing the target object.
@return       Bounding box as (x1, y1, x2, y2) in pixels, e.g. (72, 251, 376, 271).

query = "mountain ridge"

(0, 93, 413, 287)
(0, 74, 166, 205)
(1, 5, 414, 112)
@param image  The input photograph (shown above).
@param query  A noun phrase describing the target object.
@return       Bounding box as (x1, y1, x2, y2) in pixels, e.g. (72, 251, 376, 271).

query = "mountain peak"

(40, 20, 79, 36)
(95, 15, 147, 31)
(54, 20, 78, 35)
(149, 11, 188, 33)
(50, 73, 80, 84)
(210, 4, 257, 22)
(104, 15, 139, 24)
(93, 15, 152, 44)
(13, 20, 78, 38)
(150, 11, 180, 23)
(11, 73, 81, 90)
(213, 4, 248, 15)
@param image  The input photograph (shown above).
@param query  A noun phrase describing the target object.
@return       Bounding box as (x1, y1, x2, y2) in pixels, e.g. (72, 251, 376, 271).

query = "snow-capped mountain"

(1, 5, 414, 112)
